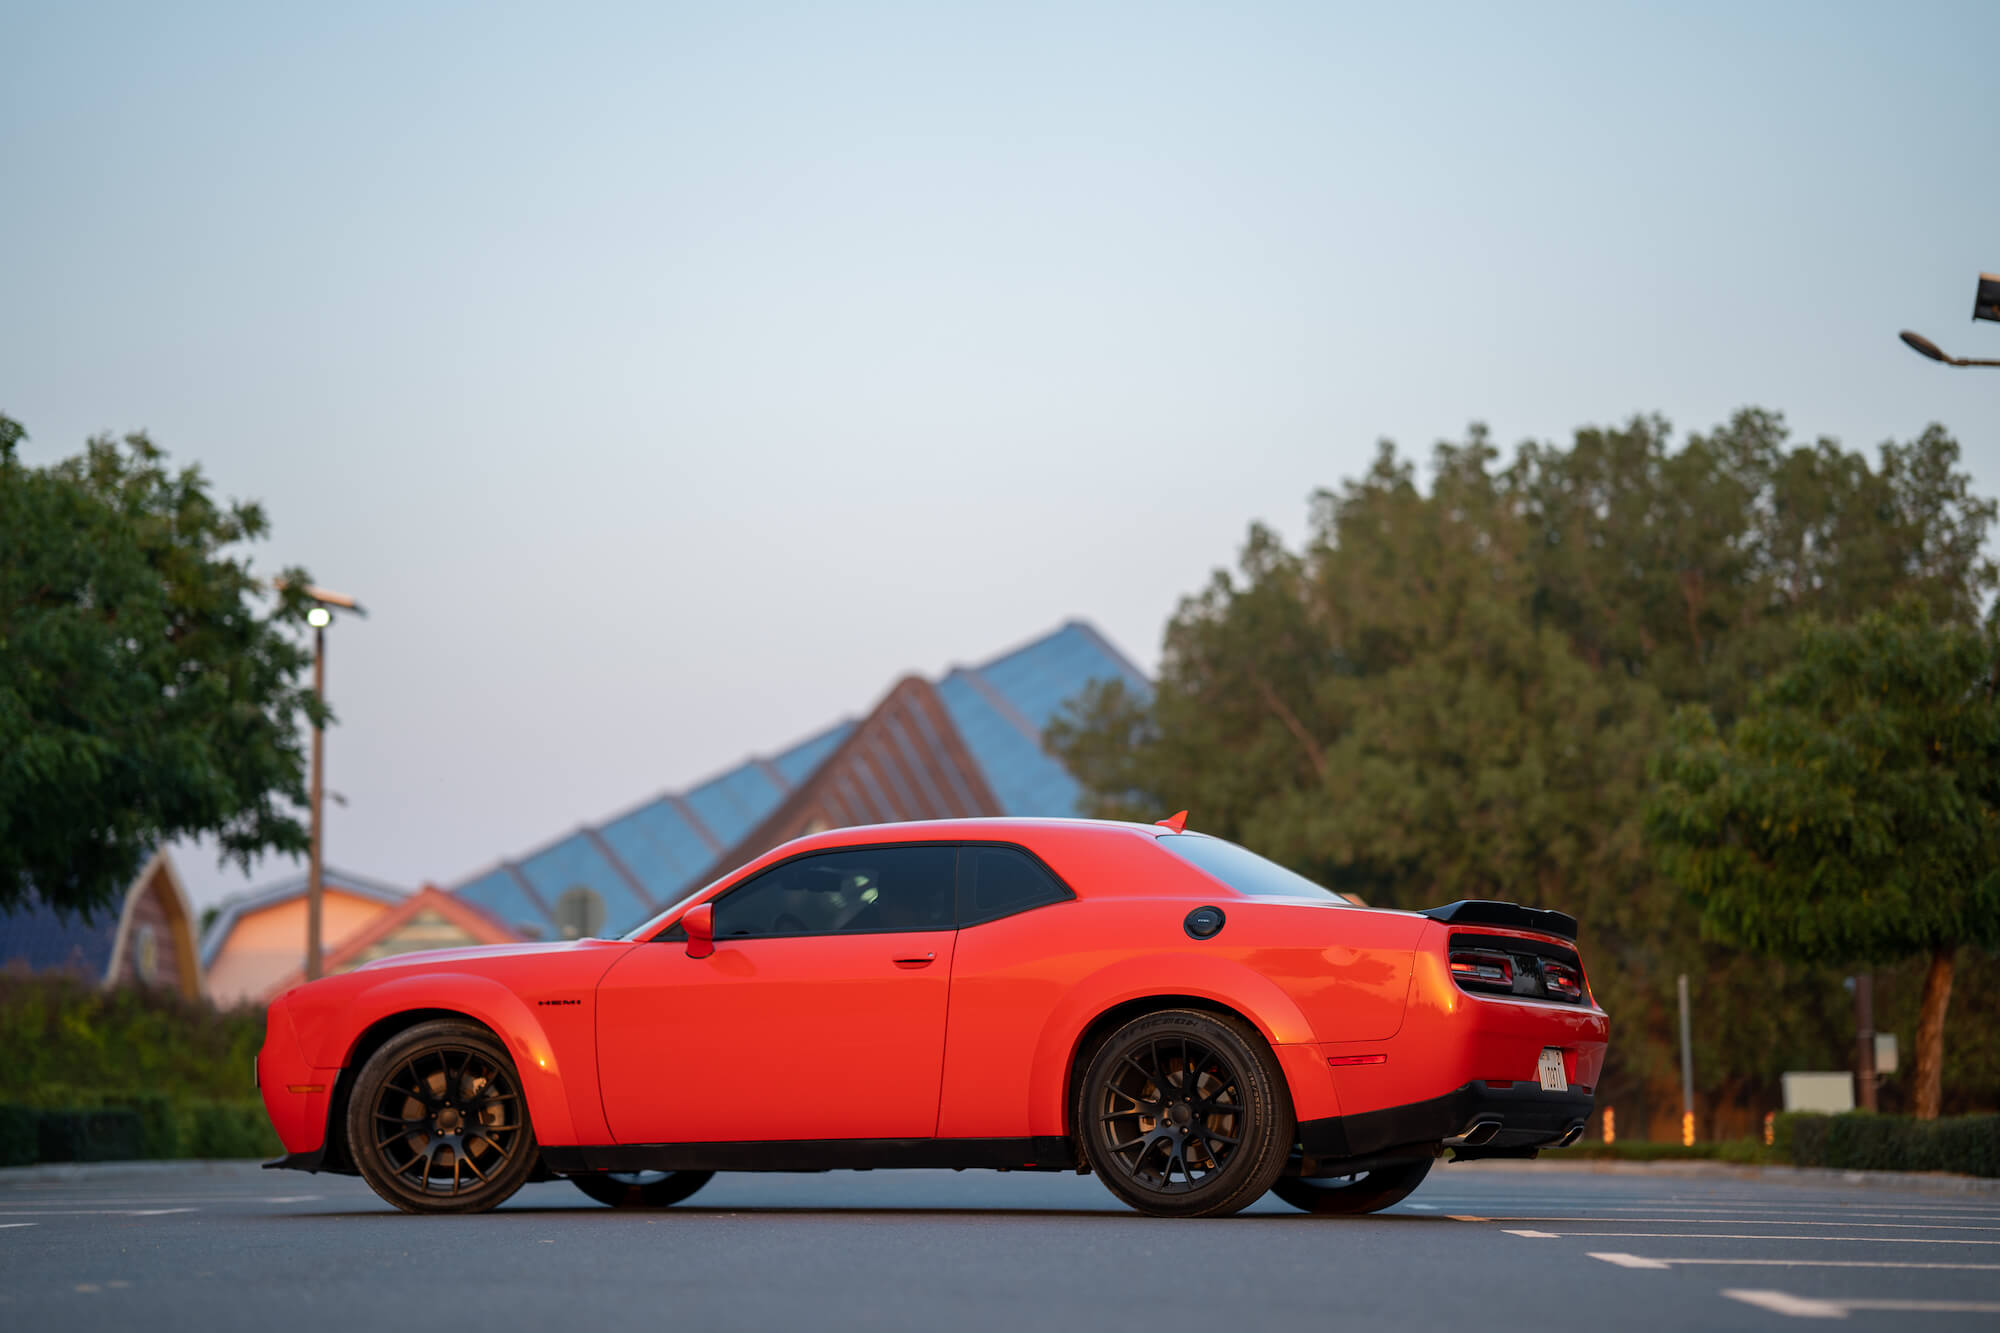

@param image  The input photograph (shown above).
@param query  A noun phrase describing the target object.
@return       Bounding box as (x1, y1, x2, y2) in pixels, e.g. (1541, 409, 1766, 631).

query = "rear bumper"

(1297, 1079, 1593, 1168)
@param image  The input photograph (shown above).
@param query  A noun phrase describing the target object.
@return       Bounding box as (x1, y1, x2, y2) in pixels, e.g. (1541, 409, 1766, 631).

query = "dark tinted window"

(1156, 834, 1349, 903)
(712, 845, 955, 938)
(959, 845, 1072, 926)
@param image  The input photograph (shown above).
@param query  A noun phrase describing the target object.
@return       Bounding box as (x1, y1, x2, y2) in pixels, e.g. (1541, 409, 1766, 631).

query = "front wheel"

(346, 1019, 540, 1214)
(570, 1170, 715, 1209)
(1077, 1008, 1295, 1218)
(1269, 1158, 1433, 1215)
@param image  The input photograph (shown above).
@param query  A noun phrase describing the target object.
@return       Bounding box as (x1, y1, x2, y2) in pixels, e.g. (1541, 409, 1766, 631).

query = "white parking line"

(0, 1208, 197, 1217)
(1545, 1207, 2000, 1222)
(1479, 1216, 2000, 1232)
(1591, 1253, 2000, 1272)
(1506, 1231, 2000, 1245)
(1724, 1289, 2000, 1318)
(0, 1223, 36, 1230)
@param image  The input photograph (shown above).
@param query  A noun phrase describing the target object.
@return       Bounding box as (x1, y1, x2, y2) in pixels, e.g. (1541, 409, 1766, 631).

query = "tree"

(0, 415, 327, 918)
(1050, 410, 2000, 1128)
(1648, 604, 2000, 1118)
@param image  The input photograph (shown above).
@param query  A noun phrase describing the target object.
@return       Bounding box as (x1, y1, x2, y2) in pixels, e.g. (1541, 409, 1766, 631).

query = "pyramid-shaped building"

(450, 620, 1149, 939)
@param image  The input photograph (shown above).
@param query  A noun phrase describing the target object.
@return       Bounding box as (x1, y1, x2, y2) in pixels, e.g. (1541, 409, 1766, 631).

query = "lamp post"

(1898, 272, 2000, 367)
(292, 584, 365, 981)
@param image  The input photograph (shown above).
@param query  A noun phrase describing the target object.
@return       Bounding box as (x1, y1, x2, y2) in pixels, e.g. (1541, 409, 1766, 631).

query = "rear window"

(1157, 835, 1350, 904)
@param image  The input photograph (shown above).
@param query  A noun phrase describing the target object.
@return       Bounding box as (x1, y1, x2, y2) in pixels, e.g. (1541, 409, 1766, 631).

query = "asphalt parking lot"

(2, 1159, 1997, 1331)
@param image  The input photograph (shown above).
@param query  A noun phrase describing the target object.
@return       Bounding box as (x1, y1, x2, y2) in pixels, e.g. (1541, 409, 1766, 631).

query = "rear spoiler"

(1421, 900, 1578, 942)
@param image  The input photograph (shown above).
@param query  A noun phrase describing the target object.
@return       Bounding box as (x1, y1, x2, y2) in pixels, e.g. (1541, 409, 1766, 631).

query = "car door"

(594, 843, 958, 1144)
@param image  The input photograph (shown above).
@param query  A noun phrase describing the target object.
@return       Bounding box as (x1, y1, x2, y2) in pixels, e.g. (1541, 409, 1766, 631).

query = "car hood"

(353, 939, 628, 972)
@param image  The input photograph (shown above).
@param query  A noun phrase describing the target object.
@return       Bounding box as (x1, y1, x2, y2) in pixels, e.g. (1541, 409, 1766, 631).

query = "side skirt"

(540, 1136, 1077, 1175)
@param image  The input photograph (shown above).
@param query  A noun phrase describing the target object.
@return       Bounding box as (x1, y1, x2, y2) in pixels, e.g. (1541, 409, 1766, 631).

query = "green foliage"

(0, 413, 327, 917)
(0, 1104, 36, 1167)
(0, 977, 267, 1105)
(177, 1100, 282, 1159)
(33, 1107, 145, 1162)
(1543, 1139, 1773, 1164)
(1777, 1111, 2000, 1177)
(0, 979, 279, 1163)
(1048, 409, 2000, 1118)
(1649, 605, 2000, 963)
(0, 1100, 277, 1164)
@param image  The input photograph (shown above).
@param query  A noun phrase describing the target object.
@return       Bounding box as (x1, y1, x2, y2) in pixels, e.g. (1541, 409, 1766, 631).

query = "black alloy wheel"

(347, 1020, 540, 1214)
(1269, 1157, 1434, 1215)
(1077, 1009, 1294, 1218)
(570, 1170, 715, 1209)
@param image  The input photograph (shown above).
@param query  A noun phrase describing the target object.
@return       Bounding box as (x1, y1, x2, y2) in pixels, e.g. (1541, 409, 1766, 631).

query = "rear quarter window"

(1156, 835, 1350, 903)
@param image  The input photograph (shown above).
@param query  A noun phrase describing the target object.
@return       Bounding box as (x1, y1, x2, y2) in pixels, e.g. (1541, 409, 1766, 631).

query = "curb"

(1449, 1156, 2000, 1195)
(0, 1159, 266, 1185)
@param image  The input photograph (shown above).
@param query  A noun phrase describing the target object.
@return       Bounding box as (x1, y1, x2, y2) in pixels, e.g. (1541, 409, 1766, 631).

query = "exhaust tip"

(1448, 1119, 1503, 1147)
(1555, 1121, 1586, 1148)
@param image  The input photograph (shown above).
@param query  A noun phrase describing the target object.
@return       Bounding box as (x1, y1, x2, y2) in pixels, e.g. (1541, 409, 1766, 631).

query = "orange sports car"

(258, 816, 1608, 1217)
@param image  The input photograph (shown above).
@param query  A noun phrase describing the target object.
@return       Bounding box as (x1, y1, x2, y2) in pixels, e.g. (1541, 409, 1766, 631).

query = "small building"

(0, 849, 203, 1001)
(260, 886, 518, 994)
(198, 868, 408, 1008)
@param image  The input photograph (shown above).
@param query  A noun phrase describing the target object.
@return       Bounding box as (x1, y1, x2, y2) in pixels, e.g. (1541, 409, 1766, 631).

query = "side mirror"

(682, 903, 714, 959)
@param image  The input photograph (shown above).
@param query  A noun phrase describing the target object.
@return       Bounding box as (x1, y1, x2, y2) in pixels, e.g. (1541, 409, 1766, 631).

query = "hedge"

(1775, 1111, 2000, 1178)
(0, 1099, 279, 1166)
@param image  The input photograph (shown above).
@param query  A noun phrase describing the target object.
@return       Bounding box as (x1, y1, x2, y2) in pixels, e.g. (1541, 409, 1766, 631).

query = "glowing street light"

(277, 581, 366, 980)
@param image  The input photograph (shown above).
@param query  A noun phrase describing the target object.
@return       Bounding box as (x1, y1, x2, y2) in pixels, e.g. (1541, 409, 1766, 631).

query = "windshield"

(1156, 834, 1350, 903)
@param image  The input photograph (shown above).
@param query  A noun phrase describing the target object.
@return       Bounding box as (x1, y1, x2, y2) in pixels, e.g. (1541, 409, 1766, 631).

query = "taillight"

(1449, 950, 1514, 990)
(1542, 961, 1583, 1001)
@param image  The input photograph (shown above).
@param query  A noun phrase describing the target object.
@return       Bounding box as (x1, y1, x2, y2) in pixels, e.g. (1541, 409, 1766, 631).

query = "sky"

(5, 1, 1997, 912)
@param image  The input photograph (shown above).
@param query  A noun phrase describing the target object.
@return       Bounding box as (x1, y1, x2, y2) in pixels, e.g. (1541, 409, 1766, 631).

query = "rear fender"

(1027, 952, 1327, 1137)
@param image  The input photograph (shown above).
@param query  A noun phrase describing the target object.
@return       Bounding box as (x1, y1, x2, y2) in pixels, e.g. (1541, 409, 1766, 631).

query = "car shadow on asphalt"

(282, 1205, 1466, 1222)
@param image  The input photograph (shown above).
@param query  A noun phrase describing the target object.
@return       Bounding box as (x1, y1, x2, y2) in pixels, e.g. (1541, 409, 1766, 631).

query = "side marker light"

(1326, 1054, 1387, 1067)
(285, 1084, 326, 1094)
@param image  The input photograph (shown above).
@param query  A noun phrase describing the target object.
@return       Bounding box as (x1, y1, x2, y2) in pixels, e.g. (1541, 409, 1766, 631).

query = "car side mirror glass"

(682, 903, 714, 959)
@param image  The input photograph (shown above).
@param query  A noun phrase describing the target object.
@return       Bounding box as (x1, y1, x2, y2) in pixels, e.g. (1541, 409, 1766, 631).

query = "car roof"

(768, 816, 1172, 856)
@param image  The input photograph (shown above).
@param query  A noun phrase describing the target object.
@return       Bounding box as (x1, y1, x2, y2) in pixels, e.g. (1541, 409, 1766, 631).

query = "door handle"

(892, 952, 936, 968)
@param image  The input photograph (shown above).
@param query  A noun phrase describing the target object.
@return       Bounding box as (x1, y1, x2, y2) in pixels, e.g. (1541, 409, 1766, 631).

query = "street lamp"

(282, 582, 366, 981)
(1898, 272, 2000, 367)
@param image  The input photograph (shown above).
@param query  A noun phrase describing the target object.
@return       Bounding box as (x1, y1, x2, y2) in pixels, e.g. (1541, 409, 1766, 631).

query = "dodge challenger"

(257, 815, 1608, 1217)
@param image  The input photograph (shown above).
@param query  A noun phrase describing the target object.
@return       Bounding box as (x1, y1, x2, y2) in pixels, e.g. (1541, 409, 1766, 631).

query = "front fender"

(291, 971, 578, 1148)
(1024, 951, 1327, 1137)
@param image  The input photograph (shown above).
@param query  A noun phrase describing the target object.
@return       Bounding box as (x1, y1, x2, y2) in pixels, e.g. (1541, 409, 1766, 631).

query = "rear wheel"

(1270, 1158, 1433, 1215)
(346, 1020, 539, 1214)
(1076, 1009, 1294, 1218)
(569, 1170, 715, 1209)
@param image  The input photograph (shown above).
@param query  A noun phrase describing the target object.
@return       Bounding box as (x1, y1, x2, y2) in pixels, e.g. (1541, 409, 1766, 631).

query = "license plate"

(1537, 1047, 1568, 1092)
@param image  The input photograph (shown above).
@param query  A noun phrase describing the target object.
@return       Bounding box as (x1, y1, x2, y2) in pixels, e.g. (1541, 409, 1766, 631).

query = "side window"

(959, 845, 1072, 927)
(712, 845, 956, 938)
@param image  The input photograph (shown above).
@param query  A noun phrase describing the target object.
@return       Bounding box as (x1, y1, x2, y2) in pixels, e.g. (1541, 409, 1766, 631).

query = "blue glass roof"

(454, 867, 548, 938)
(514, 834, 654, 938)
(598, 799, 720, 905)
(975, 620, 1152, 730)
(682, 763, 785, 850)
(773, 721, 853, 784)
(447, 624, 1148, 931)
(936, 671, 1087, 816)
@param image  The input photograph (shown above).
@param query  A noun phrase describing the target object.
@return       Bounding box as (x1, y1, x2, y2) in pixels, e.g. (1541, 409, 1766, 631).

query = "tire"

(569, 1171, 715, 1209)
(346, 1019, 540, 1214)
(1076, 1008, 1295, 1218)
(1270, 1158, 1434, 1215)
